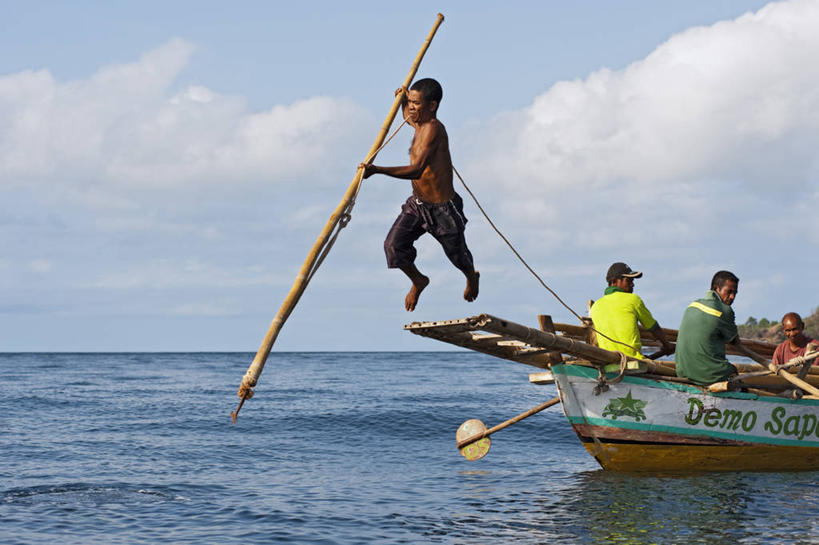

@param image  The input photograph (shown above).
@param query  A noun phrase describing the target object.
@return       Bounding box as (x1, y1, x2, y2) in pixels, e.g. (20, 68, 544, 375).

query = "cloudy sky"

(3, 0, 816, 352)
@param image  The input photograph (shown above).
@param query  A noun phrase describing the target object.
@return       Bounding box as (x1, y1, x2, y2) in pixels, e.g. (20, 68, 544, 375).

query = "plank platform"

(405, 314, 819, 400)
(403, 317, 554, 369)
(404, 314, 640, 370)
(551, 321, 777, 359)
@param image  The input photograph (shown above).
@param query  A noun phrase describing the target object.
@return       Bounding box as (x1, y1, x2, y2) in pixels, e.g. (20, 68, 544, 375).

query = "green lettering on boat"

(765, 406, 785, 435)
(799, 414, 817, 441)
(741, 411, 757, 432)
(784, 415, 801, 437)
(720, 409, 743, 431)
(684, 398, 704, 425)
(703, 408, 721, 428)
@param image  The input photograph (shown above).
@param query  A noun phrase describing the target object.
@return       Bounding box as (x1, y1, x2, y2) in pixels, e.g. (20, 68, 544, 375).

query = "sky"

(2, 0, 817, 353)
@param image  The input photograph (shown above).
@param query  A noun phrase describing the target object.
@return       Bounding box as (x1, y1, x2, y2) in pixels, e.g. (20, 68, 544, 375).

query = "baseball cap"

(606, 262, 643, 283)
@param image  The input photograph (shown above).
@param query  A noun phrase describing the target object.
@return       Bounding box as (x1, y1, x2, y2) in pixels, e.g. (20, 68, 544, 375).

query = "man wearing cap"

(589, 262, 674, 363)
(675, 271, 740, 385)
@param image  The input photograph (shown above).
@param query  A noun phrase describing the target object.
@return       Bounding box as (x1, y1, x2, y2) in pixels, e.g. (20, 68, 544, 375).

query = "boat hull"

(552, 363, 819, 472)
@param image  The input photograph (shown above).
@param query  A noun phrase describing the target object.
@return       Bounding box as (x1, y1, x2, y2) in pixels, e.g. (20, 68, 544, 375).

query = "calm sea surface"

(3, 351, 819, 544)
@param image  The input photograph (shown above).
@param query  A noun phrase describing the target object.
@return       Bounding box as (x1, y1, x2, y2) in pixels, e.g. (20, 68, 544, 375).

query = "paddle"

(456, 396, 561, 461)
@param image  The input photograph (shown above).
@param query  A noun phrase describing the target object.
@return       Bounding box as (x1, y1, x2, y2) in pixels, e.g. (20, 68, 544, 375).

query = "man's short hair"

(782, 312, 804, 327)
(711, 270, 739, 291)
(411, 78, 443, 105)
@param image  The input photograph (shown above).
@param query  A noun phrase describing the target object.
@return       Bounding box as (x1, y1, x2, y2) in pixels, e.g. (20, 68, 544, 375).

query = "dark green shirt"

(675, 290, 738, 385)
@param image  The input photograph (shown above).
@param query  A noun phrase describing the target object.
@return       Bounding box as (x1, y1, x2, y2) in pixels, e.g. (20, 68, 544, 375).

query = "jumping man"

(360, 78, 479, 311)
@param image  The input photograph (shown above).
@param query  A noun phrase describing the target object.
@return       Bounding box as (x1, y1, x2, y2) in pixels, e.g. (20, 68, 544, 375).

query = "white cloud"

(471, 0, 819, 236)
(439, 0, 819, 331)
(0, 38, 373, 199)
(89, 259, 289, 290)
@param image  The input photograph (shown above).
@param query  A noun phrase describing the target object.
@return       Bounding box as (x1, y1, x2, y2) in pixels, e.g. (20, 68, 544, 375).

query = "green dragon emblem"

(602, 390, 647, 421)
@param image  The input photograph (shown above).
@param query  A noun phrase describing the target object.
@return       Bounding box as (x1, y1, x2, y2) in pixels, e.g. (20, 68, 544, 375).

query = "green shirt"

(590, 287, 658, 358)
(675, 290, 738, 385)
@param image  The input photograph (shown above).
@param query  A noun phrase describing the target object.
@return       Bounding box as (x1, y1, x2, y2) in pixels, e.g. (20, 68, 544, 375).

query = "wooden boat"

(405, 313, 819, 472)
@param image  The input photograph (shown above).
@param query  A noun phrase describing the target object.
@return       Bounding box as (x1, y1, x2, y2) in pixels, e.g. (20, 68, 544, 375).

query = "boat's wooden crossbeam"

(405, 314, 616, 370)
(405, 324, 551, 369)
(406, 314, 819, 398)
(470, 333, 503, 342)
(551, 322, 776, 359)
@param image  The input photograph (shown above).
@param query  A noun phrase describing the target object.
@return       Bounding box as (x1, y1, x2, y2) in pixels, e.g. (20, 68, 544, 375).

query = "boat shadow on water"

(556, 469, 819, 544)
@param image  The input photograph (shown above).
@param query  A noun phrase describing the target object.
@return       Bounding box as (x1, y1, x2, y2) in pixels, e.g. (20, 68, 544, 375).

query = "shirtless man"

(360, 78, 478, 311)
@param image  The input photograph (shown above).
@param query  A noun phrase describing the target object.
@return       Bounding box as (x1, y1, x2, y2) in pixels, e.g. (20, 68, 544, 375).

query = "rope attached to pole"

(452, 166, 650, 360)
(305, 118, 410, 287)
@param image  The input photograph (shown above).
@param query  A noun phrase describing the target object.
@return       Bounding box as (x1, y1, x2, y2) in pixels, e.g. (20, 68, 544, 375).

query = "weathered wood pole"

(232, 14, 446, 422)
(456, 396, 561, 450)
(472, 314, 628, 366)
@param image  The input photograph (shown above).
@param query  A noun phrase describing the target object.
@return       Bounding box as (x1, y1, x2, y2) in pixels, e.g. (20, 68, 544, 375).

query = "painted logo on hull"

(602, 390, 647, 421)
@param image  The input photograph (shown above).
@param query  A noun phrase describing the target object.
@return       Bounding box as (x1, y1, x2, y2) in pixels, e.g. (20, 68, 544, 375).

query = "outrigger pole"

(231, 13, 446, 423)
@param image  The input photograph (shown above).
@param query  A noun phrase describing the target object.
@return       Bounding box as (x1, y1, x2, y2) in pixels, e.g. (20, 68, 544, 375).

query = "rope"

(452, 166, 583, 322)
(593, 352, 629, 395)
(303, 117, 411, 286)
(452, 166, 651, 360)
(326, 112, 650, 364)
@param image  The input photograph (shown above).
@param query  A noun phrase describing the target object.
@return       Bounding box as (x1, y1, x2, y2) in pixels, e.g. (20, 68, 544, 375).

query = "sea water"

(3, 352, 819, 544)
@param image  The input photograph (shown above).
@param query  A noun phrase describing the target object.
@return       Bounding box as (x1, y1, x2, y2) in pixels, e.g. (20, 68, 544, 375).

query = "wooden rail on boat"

(404, 314, 656, 371)
(404, 313, 819, 393)
(551, 321, 776, 359)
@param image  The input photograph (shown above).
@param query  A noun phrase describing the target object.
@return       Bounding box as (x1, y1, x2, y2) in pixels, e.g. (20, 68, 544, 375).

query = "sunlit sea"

(3, 351, 819, 544)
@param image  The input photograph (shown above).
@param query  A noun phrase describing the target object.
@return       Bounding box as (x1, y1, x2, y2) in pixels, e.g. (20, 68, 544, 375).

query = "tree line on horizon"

(737, 307, 819, 344)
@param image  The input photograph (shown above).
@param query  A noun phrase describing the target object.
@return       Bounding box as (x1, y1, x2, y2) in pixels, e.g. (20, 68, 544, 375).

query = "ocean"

(3, 351, 819, 544)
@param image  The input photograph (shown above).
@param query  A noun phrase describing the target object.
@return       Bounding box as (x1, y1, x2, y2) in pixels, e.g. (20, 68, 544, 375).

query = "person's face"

(407, 90, 435, 123)
(613, 276, 635, 293)
(714, 280, 738, 306)
(783, 316, 806, 343)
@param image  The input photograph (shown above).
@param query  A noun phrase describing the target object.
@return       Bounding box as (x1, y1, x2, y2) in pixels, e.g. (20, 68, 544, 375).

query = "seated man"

(590, 262, 673, 366)
(676, 270, 740, 385)
(772, 312, 818, 366)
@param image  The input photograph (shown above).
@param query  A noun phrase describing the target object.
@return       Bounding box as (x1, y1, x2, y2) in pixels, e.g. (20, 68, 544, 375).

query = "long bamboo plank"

(551, 321, 777, 359)
(405, 314, 818, 395)
(406, 314, 627, 368)
(231, 14, 446, 421)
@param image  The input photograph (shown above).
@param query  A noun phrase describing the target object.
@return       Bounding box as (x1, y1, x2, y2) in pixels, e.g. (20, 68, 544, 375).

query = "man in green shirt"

(590, 262, 673, 362)
(675, 271, 740, 385)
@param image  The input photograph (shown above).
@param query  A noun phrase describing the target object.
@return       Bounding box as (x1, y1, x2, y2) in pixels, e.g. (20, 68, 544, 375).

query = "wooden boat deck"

(405, 313, 776, 365)
(404, 316, 556, 369)
(404, 313, 819, 393)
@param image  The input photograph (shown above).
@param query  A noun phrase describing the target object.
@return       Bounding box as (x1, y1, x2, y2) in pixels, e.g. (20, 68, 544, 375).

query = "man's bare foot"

(464, 271, 479, 302)
(405, 275, 430, 311)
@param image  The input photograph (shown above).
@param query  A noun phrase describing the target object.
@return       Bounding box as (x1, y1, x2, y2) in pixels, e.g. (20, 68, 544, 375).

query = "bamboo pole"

(471, 314, 628, 366)
(733, 343, 819, 397)
(769, 364, 819, 397)
(733, 342, 769, 365)
(707, 353, 819, 393)
(551, 321, 778, 359)
(231, 13, 446, 422)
